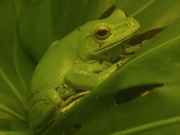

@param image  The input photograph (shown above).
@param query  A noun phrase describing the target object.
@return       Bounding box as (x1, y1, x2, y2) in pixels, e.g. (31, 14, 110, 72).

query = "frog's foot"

(55, 84, 77, 100)
(28, 89, 63, 133)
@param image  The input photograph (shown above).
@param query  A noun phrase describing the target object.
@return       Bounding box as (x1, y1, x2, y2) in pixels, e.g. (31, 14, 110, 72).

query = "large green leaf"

(18, 0, 116, 62)
(116, 0, 180, 32)
(0, 0, 34, 134)
(1, 0, 180, 135)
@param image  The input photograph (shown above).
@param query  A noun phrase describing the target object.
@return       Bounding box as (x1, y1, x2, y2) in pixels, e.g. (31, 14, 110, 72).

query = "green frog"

(28, 10, 140, 133)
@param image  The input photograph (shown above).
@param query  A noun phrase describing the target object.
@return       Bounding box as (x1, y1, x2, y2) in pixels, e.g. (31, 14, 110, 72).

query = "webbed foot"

(28, 89, 63, 132)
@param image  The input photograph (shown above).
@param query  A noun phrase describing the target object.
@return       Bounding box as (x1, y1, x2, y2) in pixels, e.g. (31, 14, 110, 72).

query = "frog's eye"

(94, 25, 111, 40)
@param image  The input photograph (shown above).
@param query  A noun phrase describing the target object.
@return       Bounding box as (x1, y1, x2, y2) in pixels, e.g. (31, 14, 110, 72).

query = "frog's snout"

(125, 18, 140, 29)
(126, 21, 135, 27)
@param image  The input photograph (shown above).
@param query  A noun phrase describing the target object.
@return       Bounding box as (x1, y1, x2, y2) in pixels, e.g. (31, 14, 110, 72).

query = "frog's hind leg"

(28, 89, 63, 133)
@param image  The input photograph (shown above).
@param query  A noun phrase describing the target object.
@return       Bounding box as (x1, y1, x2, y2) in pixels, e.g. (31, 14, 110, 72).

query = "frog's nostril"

(126, 21, 135, 27)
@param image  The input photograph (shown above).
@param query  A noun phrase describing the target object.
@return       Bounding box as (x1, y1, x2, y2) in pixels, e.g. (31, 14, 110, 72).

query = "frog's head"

(78, 10, 140, 62)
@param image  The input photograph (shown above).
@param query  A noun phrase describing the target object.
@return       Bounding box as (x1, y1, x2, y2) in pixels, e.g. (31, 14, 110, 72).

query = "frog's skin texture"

(28, 10, 140, 132)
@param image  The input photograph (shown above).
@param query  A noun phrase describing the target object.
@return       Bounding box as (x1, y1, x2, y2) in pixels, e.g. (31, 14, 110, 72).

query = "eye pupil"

(97, 29, 108, 36)
(94, 25, 110, 40)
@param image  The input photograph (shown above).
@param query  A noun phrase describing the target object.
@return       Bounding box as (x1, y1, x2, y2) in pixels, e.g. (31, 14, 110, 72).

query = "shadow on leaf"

(115, 84, 164, 104)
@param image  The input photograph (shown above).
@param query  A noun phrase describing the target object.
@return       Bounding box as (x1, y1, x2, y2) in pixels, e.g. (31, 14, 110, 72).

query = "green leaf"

(110, 117, 180, 135)
(0, 0, 34, 133)
(1, 0, 180, 135)
(116, 0, 180, 33)
(18, 0, 116, 62)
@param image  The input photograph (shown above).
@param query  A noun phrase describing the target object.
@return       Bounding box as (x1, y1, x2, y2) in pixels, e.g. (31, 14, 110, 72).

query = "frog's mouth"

(94, 29, 139, 53)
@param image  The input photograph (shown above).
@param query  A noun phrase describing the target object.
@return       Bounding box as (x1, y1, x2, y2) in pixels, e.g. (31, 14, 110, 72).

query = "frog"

(28, 10, 140, 133)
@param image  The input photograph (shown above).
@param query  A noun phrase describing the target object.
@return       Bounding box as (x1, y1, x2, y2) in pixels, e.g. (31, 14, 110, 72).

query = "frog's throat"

(94, 29, 139, 53)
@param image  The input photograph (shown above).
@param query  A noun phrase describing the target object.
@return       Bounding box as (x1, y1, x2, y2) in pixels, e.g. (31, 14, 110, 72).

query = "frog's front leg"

(123, 44, 141, 54)
(64, 59, 127, 90)
(118, 43, 142, 61)
(28, 89, 63, 132)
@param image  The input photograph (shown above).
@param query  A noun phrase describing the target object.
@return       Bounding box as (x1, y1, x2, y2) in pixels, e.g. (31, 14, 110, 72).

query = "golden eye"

(94, 25, 111, 40)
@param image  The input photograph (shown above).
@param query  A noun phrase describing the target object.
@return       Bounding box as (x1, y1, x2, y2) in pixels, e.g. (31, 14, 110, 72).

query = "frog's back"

(29, 38, 78, 96)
